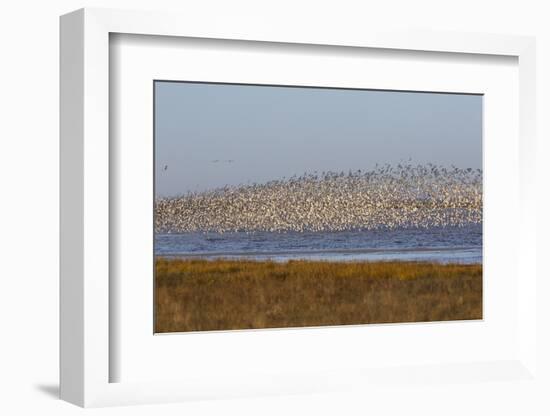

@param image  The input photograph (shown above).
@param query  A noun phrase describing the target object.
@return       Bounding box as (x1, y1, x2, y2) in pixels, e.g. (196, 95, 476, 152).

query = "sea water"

(155, 223, 482, 264)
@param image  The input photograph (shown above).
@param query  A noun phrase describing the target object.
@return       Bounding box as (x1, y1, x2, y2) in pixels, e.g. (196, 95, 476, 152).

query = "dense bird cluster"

(155, 163, 482, 233)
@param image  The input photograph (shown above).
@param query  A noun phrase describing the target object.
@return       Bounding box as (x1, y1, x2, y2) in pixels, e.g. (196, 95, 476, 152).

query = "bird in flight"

(164, 165, 168, 171)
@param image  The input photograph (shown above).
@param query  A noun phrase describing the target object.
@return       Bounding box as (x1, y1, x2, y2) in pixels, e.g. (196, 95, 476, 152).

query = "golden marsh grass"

(155, 258, 482, 333)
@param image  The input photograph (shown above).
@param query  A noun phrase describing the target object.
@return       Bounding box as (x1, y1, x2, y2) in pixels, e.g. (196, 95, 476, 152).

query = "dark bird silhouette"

(211, 159, 234, 164)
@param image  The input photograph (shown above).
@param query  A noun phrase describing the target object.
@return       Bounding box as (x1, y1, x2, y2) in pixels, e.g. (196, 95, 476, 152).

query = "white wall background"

(0, 1, 548, 415)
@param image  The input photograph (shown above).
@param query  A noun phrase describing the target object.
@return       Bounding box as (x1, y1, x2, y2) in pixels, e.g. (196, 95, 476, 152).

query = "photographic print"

(154, 81, 482, 333)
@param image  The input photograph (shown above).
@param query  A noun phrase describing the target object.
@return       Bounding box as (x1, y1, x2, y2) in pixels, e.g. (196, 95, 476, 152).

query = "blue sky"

(155, 81, 482, 197)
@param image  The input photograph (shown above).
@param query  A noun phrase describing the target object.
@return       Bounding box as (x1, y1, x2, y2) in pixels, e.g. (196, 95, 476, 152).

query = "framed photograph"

(153, 81, 484, 333)
(60, 8, 538, 408)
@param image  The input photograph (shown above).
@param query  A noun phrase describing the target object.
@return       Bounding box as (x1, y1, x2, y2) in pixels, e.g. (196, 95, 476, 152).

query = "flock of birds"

(155, 163, 482, 234)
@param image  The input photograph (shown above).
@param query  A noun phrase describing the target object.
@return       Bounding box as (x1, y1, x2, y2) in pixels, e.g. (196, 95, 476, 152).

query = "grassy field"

(155, 258, 482, 333)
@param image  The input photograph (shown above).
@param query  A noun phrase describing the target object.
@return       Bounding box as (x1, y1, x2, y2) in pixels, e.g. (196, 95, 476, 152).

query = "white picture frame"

(60, 7, 538, 408)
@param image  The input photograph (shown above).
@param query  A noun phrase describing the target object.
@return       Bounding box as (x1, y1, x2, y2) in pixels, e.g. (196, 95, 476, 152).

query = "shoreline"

(156, 244, 480, 257)
(155, 245, 482, 264)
